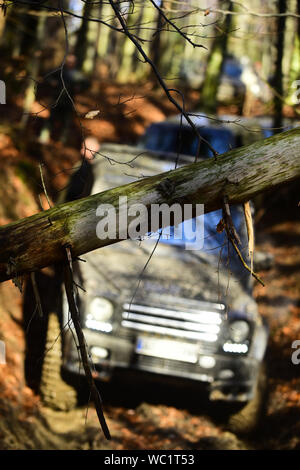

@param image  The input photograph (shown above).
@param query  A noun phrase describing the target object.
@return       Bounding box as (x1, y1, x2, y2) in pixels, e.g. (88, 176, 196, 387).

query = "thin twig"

(222, 196, 241, 246)
(39, 163, 52, 209)
(226, 233, 264, 286)
(129, 232, 162, 311)
(243, 201, 254, 274)
(221, 204, 264, 286)
(149, 0, 207, 49)
(30, 271, 43, 318)
(63, 246, 111, 440)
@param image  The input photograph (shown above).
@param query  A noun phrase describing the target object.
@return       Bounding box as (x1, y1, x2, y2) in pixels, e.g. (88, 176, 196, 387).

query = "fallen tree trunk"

(0, 128, 300, 283)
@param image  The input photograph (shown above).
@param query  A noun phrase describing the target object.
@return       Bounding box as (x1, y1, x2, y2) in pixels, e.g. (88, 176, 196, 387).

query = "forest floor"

(0, 81, 299, 450)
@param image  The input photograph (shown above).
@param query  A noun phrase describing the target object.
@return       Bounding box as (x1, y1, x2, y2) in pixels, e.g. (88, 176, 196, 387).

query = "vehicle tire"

(226, 364, 267, 435)
(40, 312, 78, 411)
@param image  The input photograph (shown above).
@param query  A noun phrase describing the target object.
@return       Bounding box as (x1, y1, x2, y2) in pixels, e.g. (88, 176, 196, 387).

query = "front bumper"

(63, 328, 260, 402)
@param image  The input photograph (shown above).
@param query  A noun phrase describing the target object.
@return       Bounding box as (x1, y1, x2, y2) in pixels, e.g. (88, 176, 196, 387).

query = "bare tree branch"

(63, 246, 111, 440)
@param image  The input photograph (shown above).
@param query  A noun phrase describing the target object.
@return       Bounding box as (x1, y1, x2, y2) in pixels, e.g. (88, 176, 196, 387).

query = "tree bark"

(20, 13, 46, 128)
(0, 128, 300, 283)
(74, 0, 94, 71)
(273, 0, 287, 130)
(200, 0, 233, 114)
(150, 0, 164, 70)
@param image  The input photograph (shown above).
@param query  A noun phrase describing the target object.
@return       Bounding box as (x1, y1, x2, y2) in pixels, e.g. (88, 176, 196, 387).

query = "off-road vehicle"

(39, 114, 270, 433)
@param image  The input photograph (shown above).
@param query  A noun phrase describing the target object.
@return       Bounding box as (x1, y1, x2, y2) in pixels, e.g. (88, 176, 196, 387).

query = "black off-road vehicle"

(38, 115, 270, 433)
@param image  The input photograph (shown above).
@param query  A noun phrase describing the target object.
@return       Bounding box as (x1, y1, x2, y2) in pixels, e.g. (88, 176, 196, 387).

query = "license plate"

(135, 337, 198, 363)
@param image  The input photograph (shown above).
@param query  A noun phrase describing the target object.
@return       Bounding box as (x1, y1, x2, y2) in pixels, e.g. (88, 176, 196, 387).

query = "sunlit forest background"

(0, 0, 299, 450)
(1, 0, 300, 139)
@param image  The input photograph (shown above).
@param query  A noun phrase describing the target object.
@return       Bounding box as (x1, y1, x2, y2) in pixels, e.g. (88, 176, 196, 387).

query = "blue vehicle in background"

(41, 113, 271, 434)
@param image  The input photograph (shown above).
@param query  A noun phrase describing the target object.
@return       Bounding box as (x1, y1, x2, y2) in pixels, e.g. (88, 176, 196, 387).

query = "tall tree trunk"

(131, 2, 146, 74)
(20, 13, 46, 129)
(273, 0, 287, 130)
(133, 3, 157, 81)
(117, 5, 141, 82)
(0, 8, 6, 39)
(286, 0, 300, 108)
(105, 2, 123, 79)
(97, 2, 113, 63)
(74, 0, 95, 73)
(200, 0, 233, 114)
(150, 1, 164, 73)
(1, 2, 38, 58)
(0, 128, 300, 283)
(298, 0, 300, 41)
(92, 0, 104, 75)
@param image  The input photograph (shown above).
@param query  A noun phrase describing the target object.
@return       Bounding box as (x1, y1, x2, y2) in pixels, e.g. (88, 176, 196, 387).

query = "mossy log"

(0, 128, 300, 283)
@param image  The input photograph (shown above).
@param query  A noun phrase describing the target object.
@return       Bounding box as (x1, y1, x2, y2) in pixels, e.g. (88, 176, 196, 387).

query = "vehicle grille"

(134, 354, 213, 382)
(121, 301, 225, 347)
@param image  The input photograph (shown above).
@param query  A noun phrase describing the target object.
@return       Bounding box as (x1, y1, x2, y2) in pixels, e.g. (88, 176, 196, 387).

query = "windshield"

(142, 122, 249, 271)
(154, 207, 247, 257)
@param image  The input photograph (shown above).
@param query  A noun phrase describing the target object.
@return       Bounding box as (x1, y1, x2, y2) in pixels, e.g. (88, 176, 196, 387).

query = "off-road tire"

(40, 313, 77, 411)
(227, 365, 267, 435)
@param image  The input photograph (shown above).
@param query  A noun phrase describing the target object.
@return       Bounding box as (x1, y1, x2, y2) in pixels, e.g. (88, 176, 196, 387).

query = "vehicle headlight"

(88, 297, 114, 322)
(229, 320, 250, 343)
